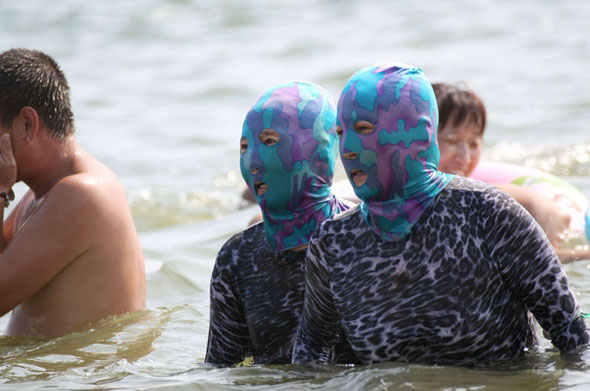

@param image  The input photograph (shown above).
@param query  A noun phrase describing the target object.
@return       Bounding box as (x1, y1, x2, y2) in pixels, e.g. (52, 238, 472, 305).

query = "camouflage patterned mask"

(338, 63, 454, 241)
(241, 81, 346, 251)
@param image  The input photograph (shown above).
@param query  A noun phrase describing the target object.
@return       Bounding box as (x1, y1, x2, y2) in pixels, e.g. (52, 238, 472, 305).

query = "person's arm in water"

(205, 238, 252, 365)
(494, 184, 590, 263)
(0, 182, 104, 320)
(292, 237, 341, 365)
(485, 188, 589, 350)
(555, 248, 590, 264)
(494, 183, 571, 247)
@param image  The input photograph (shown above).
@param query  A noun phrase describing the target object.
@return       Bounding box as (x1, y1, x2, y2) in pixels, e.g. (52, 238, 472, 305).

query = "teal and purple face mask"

(338, 63, 454, 241)
(240, 81, 345, 251)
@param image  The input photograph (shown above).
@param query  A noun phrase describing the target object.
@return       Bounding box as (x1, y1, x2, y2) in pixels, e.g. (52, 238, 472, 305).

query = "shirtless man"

(0, 48, 145, 338)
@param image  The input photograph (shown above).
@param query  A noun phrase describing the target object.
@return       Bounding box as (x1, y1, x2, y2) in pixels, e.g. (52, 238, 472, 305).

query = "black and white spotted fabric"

(205, 222, 359, 365)
(292, 177, 589, 365)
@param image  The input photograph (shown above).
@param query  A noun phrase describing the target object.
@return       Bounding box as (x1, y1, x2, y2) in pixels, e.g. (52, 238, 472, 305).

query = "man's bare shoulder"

(52, 156, 128, 213)
(60, 154, 123, 191)
(16, 154, 133, 251)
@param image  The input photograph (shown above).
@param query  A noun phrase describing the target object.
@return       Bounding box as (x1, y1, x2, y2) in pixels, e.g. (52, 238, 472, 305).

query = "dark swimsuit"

(205, 222, 358, 365)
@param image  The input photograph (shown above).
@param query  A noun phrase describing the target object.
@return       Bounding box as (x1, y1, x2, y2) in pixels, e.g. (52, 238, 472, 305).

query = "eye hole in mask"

(260, 128, 280, 146)
(240, 137, 248, 154)
(336, 126, 343, 139)
(353, 120, 375, 135)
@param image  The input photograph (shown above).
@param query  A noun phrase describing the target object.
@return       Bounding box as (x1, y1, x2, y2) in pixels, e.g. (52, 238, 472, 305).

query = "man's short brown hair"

(0, 48, 74, 140)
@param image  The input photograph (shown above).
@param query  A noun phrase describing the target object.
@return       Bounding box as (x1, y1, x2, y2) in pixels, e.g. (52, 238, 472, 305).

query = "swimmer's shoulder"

(314, 204, 362, 238)
(444, 176, 489, 192)
(439, 176, 509, 201)
(436, 176, 524, 220)
(226, 220, 264, 242)
(215, 221, 266, 265)
(44, 159, 129, 223)
(456, 176, 521, 204)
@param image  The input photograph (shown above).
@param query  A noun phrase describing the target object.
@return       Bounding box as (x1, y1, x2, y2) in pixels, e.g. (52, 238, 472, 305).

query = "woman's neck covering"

(337, 63, 454, 241)
(241, 81, 345, 251)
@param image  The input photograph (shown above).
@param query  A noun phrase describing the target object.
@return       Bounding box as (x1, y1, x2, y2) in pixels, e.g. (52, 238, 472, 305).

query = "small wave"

(128, 171, 248, 232)
(0, 308, 179, 383)
(129, 190, 236, 232)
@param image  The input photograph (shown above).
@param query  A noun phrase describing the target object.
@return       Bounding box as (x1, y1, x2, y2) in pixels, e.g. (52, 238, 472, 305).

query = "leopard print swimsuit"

(205, 222, 358, 365)
(293, 177, 589, 365)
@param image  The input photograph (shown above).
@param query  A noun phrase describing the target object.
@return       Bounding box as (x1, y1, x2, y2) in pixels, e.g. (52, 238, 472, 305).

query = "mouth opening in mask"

(350, 169, 368, 187)
(254, 182, 268, 196)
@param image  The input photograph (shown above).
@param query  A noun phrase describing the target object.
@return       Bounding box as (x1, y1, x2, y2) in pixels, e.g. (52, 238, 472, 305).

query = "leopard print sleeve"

(205, 234, 252, 365)
(482, 187, 589, 351)
(292, 236, 341, 365)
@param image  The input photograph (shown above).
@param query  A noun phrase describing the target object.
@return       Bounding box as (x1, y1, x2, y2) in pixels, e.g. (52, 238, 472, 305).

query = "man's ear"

(17, 106, 41, 142)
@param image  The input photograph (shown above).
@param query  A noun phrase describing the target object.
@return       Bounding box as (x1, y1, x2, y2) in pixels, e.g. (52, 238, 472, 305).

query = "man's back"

(2, 151, 145, 337)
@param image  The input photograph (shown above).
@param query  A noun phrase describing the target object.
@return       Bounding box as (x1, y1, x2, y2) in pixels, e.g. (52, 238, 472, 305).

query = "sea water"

(1, 0, 590, 389)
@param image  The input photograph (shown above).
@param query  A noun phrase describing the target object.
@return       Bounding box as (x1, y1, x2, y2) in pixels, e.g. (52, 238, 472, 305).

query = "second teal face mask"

(338, 63, 454, 241)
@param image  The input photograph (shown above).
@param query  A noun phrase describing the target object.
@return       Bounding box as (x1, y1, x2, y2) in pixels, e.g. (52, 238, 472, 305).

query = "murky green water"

(1, 0, 590, 389)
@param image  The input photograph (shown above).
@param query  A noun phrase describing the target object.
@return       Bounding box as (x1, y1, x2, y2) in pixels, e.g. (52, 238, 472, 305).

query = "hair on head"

(0, 48, 74, 140)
